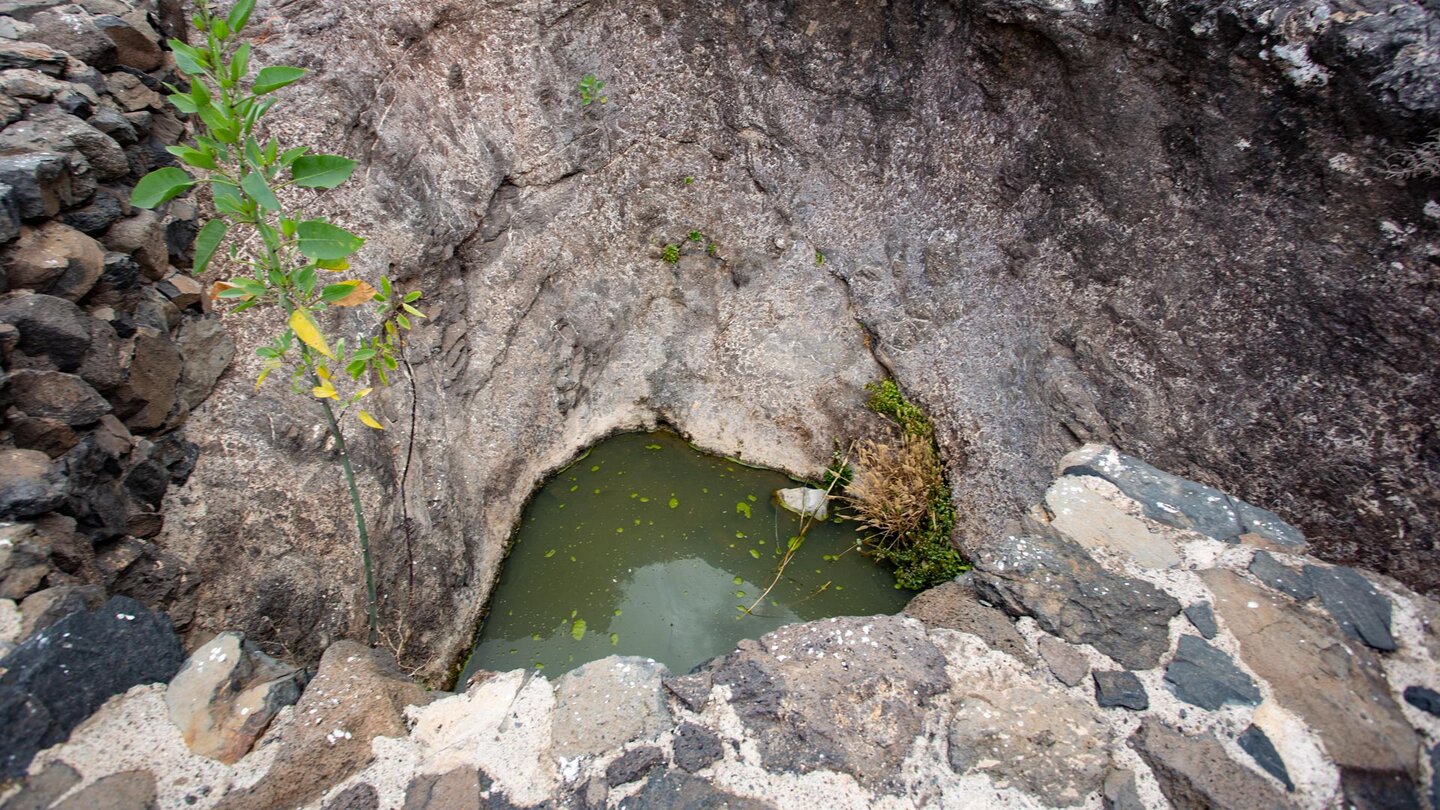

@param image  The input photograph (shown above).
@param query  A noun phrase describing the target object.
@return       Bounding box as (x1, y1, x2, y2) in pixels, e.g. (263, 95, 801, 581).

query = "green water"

(459, 430, 912, 680)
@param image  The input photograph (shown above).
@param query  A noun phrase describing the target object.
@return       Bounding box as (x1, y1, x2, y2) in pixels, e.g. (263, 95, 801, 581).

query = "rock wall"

(155, 0, 1440, 678)
(0, 0, 233, 649)
(6, 446, 1438, 809)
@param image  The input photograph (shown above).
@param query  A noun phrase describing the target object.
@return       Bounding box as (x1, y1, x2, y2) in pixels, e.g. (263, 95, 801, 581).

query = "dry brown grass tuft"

(843, 434, 943, 554)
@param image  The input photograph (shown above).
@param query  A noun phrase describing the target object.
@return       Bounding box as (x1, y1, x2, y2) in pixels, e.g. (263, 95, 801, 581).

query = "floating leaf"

(610, 633, 619, 646)
(571, 619, 587, 641)
(736, 502, 751, 518)
(613, 609, 622, 616)
(288, 308, 334, 359)
(668, 497, 679, 509)
(733, 576, 743, 585)
(749, 549, 761, 559)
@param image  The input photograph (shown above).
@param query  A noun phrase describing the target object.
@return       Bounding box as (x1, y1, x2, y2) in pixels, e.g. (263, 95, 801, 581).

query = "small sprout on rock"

(661, 243, 681, 264)
(578, 73, 606, 106)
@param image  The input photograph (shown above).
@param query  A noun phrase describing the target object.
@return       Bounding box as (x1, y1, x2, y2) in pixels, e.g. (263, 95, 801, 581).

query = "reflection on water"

(458, 431, 911, 680)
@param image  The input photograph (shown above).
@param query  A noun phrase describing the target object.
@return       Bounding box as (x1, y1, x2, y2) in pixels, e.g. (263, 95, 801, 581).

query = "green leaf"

(295, 266, 317, 296)
(212, 181, 246, 216)
(227, 0, 256, 33)
(131, 167, 194, 208)
(232, 43, 251, 83)
(290, 155, 356, 189)
(279, 145, 308, 166)
(321, 280, 362, 303)
(165, 145, 215, 170)
(296, 220, 364, 261)
(401, 303, 425, 318)
(167, 92, 198, 114)
(197, 103, 236, 142)
(403, 290, 422, 302)
(396, 313, 411, 330)
(252, 66, 305, 95)
(168, 40, 208, 75)
(240, 171, 279, 212)
(192, 219, 227, 273)
(229, 278, 267, 295)
(346, 359, 368, 377)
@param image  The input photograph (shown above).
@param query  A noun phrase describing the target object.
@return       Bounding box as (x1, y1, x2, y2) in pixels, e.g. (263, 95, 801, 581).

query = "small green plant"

(687, 230, 704, 242)
(578, 73, 607, 106)
(128, 0, 425, 646)
(660, 243, 681, 264)
(706, 242, 719, 258)
(682, 175, 694, 186)
(838, 381, 968, 590)
(814, 250, 825, 266)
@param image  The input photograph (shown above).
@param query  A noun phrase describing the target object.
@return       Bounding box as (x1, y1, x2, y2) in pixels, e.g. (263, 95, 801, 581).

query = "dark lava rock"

(0, 448, 66, 519)
(1238, 725, 1294, 792)
(0, 595, 183, 778)
(972, 526, 1180, 670)
(699, 615, 947, 792)
(1403, 685, 1440, 717)
(672, 722, 724, 773)
(904, 578, 1036, 665)
(6, 369, 110, 425)
(1130, 719, 1294, 810)
(605, 746, 666, 785)
(28, 8, 117, 69)
(1249, 552, 1314, 601)
(0, 293, 91, 371)
(624, 771, 774, 810)
(1183, 603, 1217, 640)
(1431, 747, 1440, 810)
(1338, 768, 1420, 810)
(0, 153, 76, 220)
(1164, 635, 1261, 711)
(1093, 671, 1148, 711)
(1303, 565, 1396, 652)
(662, 671, 713, 713)
(1061, 446, 1305, 547)
(61, 191, 125, 235)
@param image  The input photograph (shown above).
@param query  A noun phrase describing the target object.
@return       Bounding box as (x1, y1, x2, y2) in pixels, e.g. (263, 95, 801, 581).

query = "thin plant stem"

(745, 443, 853, 615)
(319, 394, 378, 645)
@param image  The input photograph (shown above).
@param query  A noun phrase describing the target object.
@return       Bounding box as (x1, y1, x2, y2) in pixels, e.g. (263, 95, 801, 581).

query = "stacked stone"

(0, 2, 232, 656)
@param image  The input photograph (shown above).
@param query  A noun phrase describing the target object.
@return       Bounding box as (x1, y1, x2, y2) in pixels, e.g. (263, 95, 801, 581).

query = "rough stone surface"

(1237, 724, 1295, 792)
(1303, 564, 1396, 651)
(1183, 602, 1217, 640)
(172, 314, 233, 410)
(1102, 768, 1145, 810)
(948, 684, 1112, 806)
(551, 656, 670, 760)
(52, 769, 157, 810)
(1037, 635, 1090, 687)
(1131, 719, 1295, 809)
(1093, 670, 1149, 711)
(3, 223, 104, 300)
(214, 641, 431, 810)
(1249, 551, 1315, 601)
(702, 615, 947, 790)
(902, 578, 1036, 666)
(401, 768, 481, 810)
(1164, 635, 1262, 711)
(625, 771, 775, 810)
(0, 293, 91, 371)
(160, 0, 1440, 682)
(1200, 569, 1419, 777)
(6, 369, 109, 425)
(0, 760, 81, 810)
(16, 584, 103, 639)
(0, 595, 182, 779)
(973, 526, 1180, 669)
(164, 631, 302, 764)
(0, 447, 65, 519)
(671, 722, 723, 774)
(605, 745, 666, 786)
(1403, 684, 1440, 717)
(1044, 474, 1180, 568)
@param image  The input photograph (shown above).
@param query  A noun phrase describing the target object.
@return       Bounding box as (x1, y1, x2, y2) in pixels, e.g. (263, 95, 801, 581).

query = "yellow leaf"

(354, 387, 373, 399)
(255, 365, 273, 390)
(332, 281, 377, 307)
(316, 365, 331, 381)
(312, 380, 338, 399)
(358, 410, 384, 430)
(317, 258, 350, 272)
(288, 308, 334, 359)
